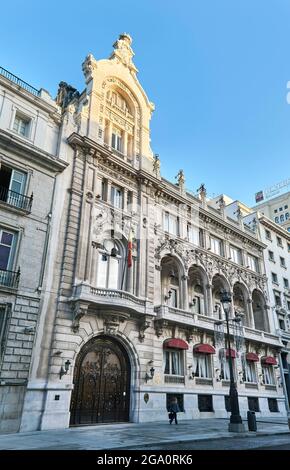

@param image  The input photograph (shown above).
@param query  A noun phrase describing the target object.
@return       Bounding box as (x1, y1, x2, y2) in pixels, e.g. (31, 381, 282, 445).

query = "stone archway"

(70, 335, 131, 426)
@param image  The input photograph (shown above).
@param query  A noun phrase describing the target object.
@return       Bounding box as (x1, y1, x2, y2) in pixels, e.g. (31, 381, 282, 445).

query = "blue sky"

(2, 0, 290, 206)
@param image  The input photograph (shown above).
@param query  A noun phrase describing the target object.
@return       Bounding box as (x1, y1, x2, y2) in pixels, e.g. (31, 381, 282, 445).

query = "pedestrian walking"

(168, 396, 180, 425)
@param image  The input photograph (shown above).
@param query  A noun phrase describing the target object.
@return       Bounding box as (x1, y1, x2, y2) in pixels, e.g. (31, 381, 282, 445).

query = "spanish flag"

(127, 229, 133, 268)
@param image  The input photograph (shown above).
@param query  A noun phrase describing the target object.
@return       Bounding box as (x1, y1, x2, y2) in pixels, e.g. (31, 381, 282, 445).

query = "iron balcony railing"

(0, 66, 39, 96)
(0, 186, 33, 212)
(0, 268, 20, 289)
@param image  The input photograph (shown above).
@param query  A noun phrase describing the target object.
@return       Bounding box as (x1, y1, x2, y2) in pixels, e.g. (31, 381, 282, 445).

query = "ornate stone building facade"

(4, 34, 287, 432)
(0, 67, 67, 432)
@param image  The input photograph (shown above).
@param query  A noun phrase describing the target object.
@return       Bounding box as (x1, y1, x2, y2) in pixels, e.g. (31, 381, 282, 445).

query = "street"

(127, 434, 290, 450)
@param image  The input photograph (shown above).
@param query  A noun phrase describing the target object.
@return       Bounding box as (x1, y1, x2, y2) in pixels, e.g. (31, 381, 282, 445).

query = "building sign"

(255, 178, 290, 203)
(255, 191, 264, 203)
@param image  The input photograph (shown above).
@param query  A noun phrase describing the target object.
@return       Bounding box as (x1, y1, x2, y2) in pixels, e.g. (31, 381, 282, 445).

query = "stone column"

(206, 284, 214, 317)
(247, 298, 255, 328)
(107, 179, 112, 204)
(123, 130, 128, 156)
(182, 275, 189, 310)
(123, 188, 128, 212)
(107, 121, 112, 148)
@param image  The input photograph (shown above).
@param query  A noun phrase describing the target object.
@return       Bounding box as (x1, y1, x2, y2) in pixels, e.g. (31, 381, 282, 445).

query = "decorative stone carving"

(109, 33, 138, 75)
(138, 317, 152, 342)
(71, 301, 90, 333)
(103, 312, 130, 335)
(154, 319, 169, 337)
(82, 54, 97, 83)
(175, 169, 185, 192)
(153, 154, 161, 178)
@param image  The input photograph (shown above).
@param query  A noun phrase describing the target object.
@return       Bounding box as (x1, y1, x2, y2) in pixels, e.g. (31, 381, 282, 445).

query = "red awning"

(193, 344, 216, 354)
(246, 352, 259, 362)
(225, 348, 237, 358)
(163, 338, 188, 350)
(261, 356, 277, 365)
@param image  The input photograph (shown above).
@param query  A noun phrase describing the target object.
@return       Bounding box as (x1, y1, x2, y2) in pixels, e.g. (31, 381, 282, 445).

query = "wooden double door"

(70, 336, 130, 426)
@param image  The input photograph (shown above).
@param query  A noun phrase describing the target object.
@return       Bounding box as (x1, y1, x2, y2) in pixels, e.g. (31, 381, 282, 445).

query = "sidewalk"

(0, 418, 289, 450)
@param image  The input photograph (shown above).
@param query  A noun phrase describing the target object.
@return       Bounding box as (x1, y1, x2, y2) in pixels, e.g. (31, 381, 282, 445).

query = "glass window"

(275, 294, 282, 306)
(268, 250, 274, 261)
(274, 209, 278, 214)
(163, 212, 179, 236)
(164, 350, 184, 376)
(13, 113, 30, 137)
(193, 353, 212, 378)
(277, 236, 283, 247)
(262, 365, 275, 385)
(287, 301, 290, 311)
(111, 186, 123, 209)
(279, 207, 283, 212)
(169, 287, 178, 308)
(221, 358, 235, 380)
(230, 245, 242, 265)
(211, 237, 223, 256)
(280, 257, 286, 267)
(268, 398, 279, 412)
(0, 229, 15, 270)
(280, 215, 285, 223)
(284, 278, 289, 288)
(198, 395, 213, 412)
(247, 254, 258, 272)
(111, 128, 122, 152)
(243, 361, 257, 383)
(265, 229, 272, 240)
(286, 213, 289, 220)
(285, 205, 288, 210)
(96, 250, 122, 289)
(275, 217, 279, 223)
(187, 224, 199, 245)
(272, 272, 278, 284)
(248, 397, 260, 412)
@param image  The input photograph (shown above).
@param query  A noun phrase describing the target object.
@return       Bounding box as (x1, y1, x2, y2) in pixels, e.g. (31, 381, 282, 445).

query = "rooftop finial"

(110, 33, 138, 74)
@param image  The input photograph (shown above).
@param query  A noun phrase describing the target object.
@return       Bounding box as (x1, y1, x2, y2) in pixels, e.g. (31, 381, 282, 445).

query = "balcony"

(72, 283, 154, 316)
(0, 186, 33, 213)
(164, 374, 185, 384)
(154, 305, 282, 347)
(0, 268, 20, 289)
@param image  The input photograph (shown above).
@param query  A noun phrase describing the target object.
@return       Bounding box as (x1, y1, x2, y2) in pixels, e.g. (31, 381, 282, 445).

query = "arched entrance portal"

(70, 336, 131, 426)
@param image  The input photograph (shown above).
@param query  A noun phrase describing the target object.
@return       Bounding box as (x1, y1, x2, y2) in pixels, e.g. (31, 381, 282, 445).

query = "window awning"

(261, 356, 277, 365)
(225, 348, 237, 358)
(163, 338, 188, 350)
(193, 343, 216, 354)
(246, 352, 259, 362)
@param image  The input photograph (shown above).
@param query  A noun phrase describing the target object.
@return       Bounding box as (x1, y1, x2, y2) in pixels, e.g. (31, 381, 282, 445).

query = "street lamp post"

(220, 291, 245, 433)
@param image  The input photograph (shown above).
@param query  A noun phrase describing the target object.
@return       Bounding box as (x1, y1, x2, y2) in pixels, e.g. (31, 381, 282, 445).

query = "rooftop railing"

(0, 66, 39, 96)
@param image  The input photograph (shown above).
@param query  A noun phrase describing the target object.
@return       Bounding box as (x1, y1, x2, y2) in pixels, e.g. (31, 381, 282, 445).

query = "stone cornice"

(199, 207, 266, 250)
(259, 215, 290, 241)
(0, 75, 60, 120)
(0, 129, 68, 173)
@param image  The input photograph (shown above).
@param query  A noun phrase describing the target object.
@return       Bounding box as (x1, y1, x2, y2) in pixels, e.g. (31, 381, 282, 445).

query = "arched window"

(252, 289, 268, 332)
(96, 240, 125, 289)
(188, 266, 207, 315)
(161, 256, 182, 308)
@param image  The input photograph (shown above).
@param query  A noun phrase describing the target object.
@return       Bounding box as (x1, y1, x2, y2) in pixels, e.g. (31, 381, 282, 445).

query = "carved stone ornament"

(138, 317, 152, 343)
(154, 319, 169, 337)
(82, 54, 97, 83)
(109, 33, 138, 74)
(103, 312, 130, 335)
(71, 301, 90, 333)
